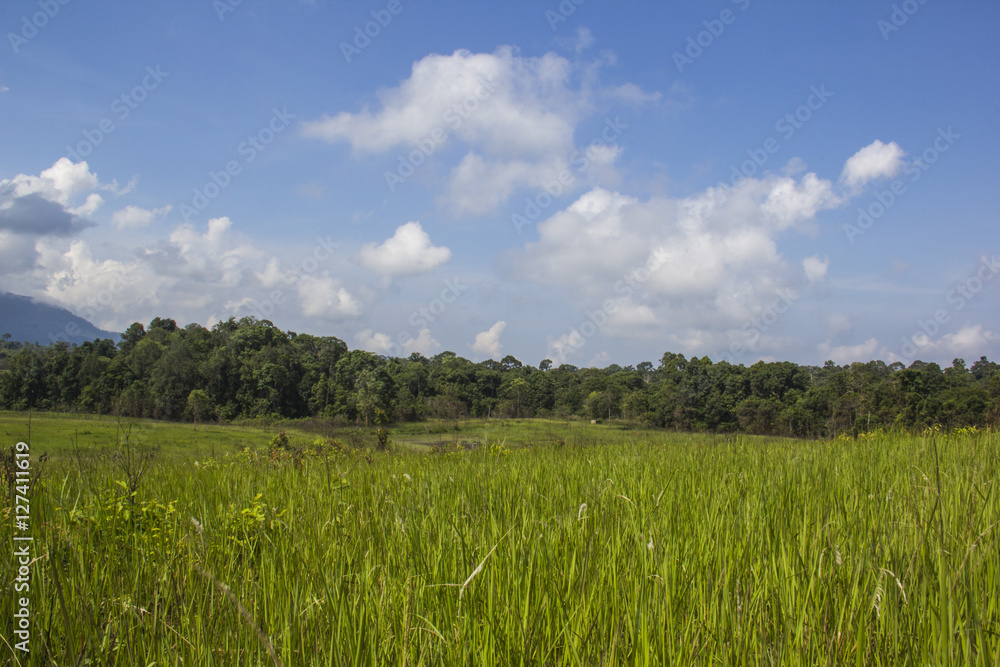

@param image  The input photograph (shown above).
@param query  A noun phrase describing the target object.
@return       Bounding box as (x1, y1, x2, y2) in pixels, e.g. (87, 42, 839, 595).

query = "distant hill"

(0, 292, 119, 345)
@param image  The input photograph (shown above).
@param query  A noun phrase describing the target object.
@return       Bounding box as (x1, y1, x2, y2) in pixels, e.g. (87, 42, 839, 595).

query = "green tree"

(186, 389, 214, 428)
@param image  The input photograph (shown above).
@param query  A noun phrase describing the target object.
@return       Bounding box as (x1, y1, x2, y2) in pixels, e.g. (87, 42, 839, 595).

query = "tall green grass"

(2, 422, 998, 664)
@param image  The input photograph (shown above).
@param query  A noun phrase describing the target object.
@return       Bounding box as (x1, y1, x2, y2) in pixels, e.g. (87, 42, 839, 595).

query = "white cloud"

(515, 172, 838, 341)
(548, 331, 585, 364)
(70, 193, 104, 217)
(0, 159, 366, 331)
(297, 275, 362, 319)
(558, 26, 595, 53)
(302, 47, 577, 156)
(356, 327, 440, 357)
(33, 217, 269, 326)
(840, 140, 905, 189)
(762, 172, 840, 225)
(0, 159, 111, 240)
(10, 214, 357, 332)
(255, 257, 285, 290)
(303, 46, 656, 217)
(358, 221, 451, 276)
(2, 158, 101, 205)
(405, 328, 441, 355)
(355, 329, 394, 355)
(514, 147, 888, 360)
(38, 240, 164, 329)
(900, 325, 999, 363)
(112, 205, 173, 229)
(471, 320, 506, 358)
(442, 153, 570, 217)
(818, 338, 880, 365)
(803, 255, 829, 284)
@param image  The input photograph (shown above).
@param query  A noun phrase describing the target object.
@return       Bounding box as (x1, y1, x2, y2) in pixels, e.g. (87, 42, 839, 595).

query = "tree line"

(1, 316, 998, 436)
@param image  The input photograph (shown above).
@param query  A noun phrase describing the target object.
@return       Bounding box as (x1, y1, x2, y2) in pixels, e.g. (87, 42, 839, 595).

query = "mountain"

(0, 292, 119, 345)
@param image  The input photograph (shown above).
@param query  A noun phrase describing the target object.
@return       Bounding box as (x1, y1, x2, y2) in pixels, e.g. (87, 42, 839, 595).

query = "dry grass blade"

(459, 529, 511, 604)
(456, 528, 512, 627)
(616, 494, 636, 508)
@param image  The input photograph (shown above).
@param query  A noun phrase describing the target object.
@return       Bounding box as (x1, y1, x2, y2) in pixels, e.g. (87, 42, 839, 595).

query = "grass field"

(2, 413, 998, 664)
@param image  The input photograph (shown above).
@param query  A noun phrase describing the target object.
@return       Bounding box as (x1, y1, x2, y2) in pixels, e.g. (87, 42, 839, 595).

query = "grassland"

(1, 412, 998, 665)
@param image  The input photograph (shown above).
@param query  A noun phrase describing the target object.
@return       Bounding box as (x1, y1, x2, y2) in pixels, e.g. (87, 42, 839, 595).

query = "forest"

(1, 315, 998, 437)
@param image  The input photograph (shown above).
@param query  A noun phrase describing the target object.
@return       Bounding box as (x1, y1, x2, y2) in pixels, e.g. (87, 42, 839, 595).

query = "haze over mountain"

(0, 292, 118, 345)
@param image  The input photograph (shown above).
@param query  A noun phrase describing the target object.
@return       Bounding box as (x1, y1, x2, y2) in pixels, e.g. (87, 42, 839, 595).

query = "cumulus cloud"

(358, 221, 451, 276)
(34, 217, 274, 327)
(899, 324, 999, 363)
(297, 275, 363, 319)
(355, 329, 394, 355)
(141, 217, 267, 292)
(405, 328, 441, 355)
(39, 240, 162, 327)
(560, 26, 595, 53)
(356, 327, 440, 356)
(818, 338, 880, 365)
(548, 331, 585, 364)
(0, 159, 115, 240)
(2, 158, 101, 205)
(6, 213, 359, 332)
(471, 320, 506, 358)
(0, 161, 365, 331)
(762, 172, 840, 224)
(112, 205, 173, 230)
(302, 47, 577, 156)
(840, 140, 905, 189)
(442, 153, 571, 217)
(514, 173, 837, 343)
(803, 255, 829, 284)
(71, 194, 105, 217)
(302, 46, 656, 216)
(513, 146, 893, 360)
(0, 193, 92, 236)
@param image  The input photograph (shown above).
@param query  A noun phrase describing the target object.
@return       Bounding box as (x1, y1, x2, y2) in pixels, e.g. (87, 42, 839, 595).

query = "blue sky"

(1, 0, 997, 367)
